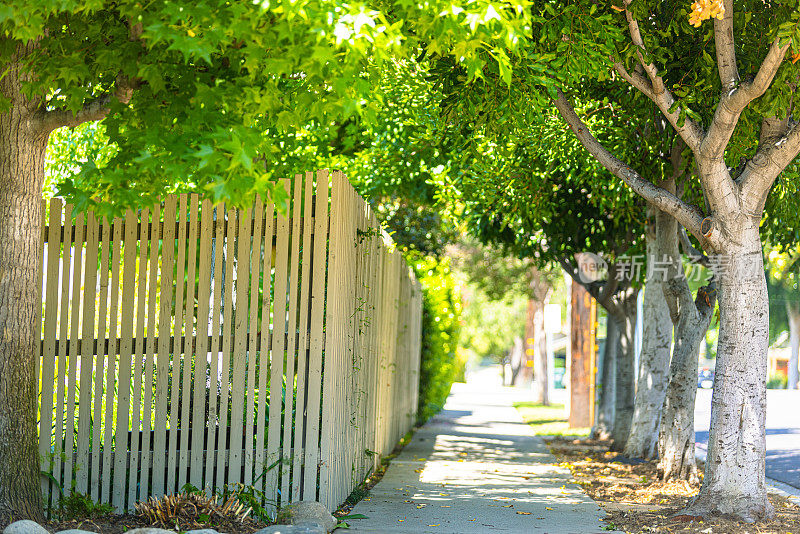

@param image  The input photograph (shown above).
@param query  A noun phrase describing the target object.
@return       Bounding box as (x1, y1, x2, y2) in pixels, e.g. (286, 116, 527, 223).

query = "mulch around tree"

(545, 436, 800, 533)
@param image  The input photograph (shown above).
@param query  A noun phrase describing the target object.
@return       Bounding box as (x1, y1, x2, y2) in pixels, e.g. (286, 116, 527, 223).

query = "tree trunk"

(787, 301, 800, 390)
(658, 279, 715, 483)
(0, 42, 47, 523)
(610, 287, 638, 452)
(532, 301, 549, 405)
(625, 208, 678, 459)
(686, 229, 772, 521)
(592, 315, 618, 440)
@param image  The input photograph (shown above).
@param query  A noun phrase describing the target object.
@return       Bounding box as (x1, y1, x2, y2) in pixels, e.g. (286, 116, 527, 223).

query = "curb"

(694, 444, 800, 505)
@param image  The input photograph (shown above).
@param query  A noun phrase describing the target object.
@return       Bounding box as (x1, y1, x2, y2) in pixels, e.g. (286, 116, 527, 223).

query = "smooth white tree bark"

(625, 207, 677, 458)
(658, 278, 716, 482)
(609, 287, 638, 452)
(685, 234, 771, 520)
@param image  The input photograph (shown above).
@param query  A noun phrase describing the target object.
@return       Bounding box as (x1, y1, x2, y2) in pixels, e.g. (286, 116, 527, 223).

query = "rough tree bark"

(658, 277, 716, 483)
(592, 316, 617, 440)
(625, 204, 678, 459)
(787, 301, 800, 390)
(0, 41, 48, 523)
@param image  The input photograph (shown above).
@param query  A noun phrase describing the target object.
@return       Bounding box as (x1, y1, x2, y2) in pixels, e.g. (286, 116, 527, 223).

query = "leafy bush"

(410, 253, 463, 424)
(57, 492, 114, 521)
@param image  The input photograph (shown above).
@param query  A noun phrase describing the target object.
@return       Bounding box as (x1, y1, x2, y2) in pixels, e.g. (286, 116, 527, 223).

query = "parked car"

(698, 368, 714, 389)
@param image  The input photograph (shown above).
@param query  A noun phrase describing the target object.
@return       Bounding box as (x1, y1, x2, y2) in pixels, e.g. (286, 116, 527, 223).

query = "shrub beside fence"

(36, 170, 422, 515)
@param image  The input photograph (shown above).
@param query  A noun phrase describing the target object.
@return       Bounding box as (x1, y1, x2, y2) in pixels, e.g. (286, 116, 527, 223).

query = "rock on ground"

(3, 520, 49, 534)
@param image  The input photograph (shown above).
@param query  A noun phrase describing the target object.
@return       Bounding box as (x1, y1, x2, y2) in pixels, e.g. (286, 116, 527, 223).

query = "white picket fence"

(36, 170, 423, 515)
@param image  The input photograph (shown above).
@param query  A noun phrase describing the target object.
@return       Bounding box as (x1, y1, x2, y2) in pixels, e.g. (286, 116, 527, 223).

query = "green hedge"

(409, 253, 463, 424)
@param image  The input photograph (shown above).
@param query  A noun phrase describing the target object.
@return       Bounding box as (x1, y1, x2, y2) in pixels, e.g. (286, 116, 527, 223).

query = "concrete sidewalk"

(345, 371, 607, 533)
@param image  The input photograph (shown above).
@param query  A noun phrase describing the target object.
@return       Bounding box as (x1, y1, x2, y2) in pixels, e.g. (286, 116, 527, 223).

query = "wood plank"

(64, 212, 84, 492)
(76, 211, 98, 494)
(205, 205, 225, 490)
(215, 206, 237, 489)
(35, 199, 45, 497)
(101, 217, 122, 503)
(281, 175, 302, 502)
(167, 194, 188, 494)
(113, 209, 137, 510)
(320, 172, 347, 510)
(153, 195, 177, 497)
(128, 207, 150, 506)
(40, 198, 62, 505)
(267, 179, 290, 511)
(303, 171, 328, 500)
(244, 199, 264, 486)
(140, 204, 161, 498)
(90, 216, 111, 502)
(292, 172, 313, 502)
(191, 199, 213, 488)
(179, 195, 199, 489)
(254, 200, 275, 493)
(228, 205, 252, 484)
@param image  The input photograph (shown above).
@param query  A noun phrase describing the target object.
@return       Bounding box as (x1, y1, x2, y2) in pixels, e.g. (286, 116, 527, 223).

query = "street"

(695, 389, 800, 490)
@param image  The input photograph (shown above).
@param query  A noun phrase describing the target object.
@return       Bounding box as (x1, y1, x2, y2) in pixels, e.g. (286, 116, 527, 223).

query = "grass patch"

(513, 401, 590, 436)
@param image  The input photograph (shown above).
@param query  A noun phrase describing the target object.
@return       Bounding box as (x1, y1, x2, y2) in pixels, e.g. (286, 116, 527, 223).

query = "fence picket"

(302, 170, 328, 501)
(40, 199, 61, 507)
(63, 212, 85, 492)
(292, 172, 313, 502)
(267, 179, 291, 510)
(191, 199, 213, 488)
(215, 206, 237, 489)
(228, 206, 251, 484)
(76, 212, 98, 494)
(153, 196, 177, 497)
(177, 196, 199, 490)
(244, 199, 264, 486)
(127, 208, 150, 506)
(140, 204, 162, 498)
(206, 205, 225, 490)
(113, 210, 137, 510)
(281, 175, 302, 502)
(254, 201, 275, 495)
(167, 194, 188, 495)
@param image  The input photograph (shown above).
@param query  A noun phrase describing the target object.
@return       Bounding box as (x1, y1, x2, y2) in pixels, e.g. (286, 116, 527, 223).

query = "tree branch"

(623, 5, 705, 153)
(740, 117, 800, 213)
(613, 61, 655, 100)
(34, 77, 137, 134)
(553, 88, 710, 245)
(678, 226, 710, 266)
(702, 37, 790, 160)
(714, 0, 739, 92)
